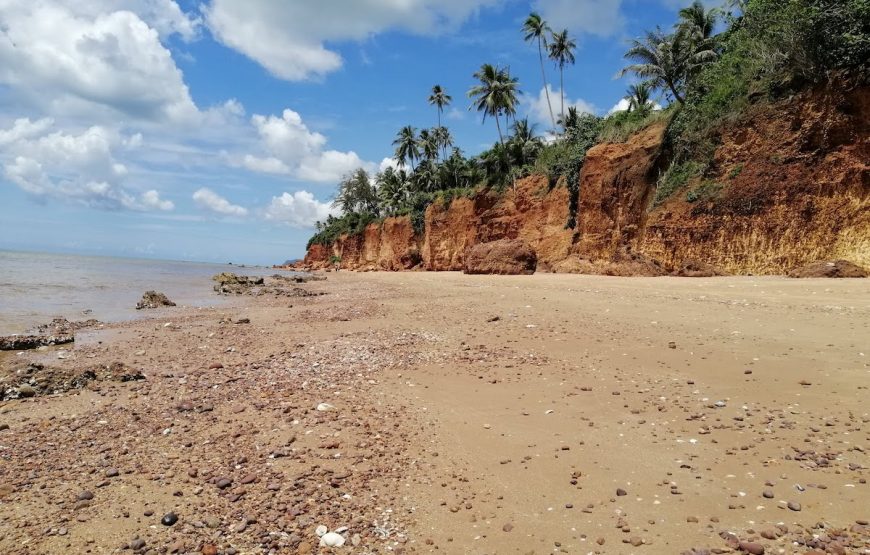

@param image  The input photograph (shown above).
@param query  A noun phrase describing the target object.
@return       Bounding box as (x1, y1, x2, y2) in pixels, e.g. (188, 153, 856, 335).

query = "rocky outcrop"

(301, 82, 868, 276)
(463, 239, 537, 275)
(787, 260, 867, 278)
(136, 291, 176, 309)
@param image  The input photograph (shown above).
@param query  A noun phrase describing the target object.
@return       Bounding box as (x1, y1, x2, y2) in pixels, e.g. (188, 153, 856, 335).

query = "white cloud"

(241, 109, 372, 183)
(378, 157, 401, 173)
(204, 0, 500, 81)
(0, 1, 199, 123)
(526, 86, 597, 126)
(0, 118, 173, 212)
(192, 187, 248, 217)
(263, 191, 338, 228)
(607, 98, 663, 114)
(533, 0, 626, 38)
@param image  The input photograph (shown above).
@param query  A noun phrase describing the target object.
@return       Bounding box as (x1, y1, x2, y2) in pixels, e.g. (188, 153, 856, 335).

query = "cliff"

(302, 83, 869, 275)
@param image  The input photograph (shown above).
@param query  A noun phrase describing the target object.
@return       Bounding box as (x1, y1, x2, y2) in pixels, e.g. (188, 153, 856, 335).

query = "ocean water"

(0, 250, 288, 335)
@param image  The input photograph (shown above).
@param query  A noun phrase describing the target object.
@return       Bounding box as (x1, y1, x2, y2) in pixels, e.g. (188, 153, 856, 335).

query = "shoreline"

(1, 272, 868, 554)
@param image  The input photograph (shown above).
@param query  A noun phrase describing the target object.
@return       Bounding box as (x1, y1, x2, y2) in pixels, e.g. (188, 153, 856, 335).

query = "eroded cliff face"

(302, 83, 868, 275)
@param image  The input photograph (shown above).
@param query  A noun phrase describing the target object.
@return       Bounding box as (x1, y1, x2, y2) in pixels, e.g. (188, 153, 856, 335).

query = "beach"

(0, 271, 868, 554)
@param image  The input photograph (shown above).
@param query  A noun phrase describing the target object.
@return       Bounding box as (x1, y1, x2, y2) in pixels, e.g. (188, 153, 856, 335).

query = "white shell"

(316, 403, 335, 411)
(319, 532, 346, 547)
(315, 524, 328, 537)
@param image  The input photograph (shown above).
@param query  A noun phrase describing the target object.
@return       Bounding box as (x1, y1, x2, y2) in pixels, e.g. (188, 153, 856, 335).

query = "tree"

(418, 128, 440, 163)
(522, 12, 556, 130)
(467, 63, 520, 145)
(376, 167, 410, 215)
(548, 29, 576, 126)
(427, 85, 452, 128)
(392, 125, 420, 170)
(433, 125, 453, 160)
(333, 169, 379, 216)
(678, 1, 720, 79)
(557, 106, 580, 132)
(507, 117, 542, 167)
(618, 28, 690, 104)
(624, 82, 654, 113)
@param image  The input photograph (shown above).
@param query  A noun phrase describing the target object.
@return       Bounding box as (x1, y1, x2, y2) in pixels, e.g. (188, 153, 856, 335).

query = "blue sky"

(0, 0, 710, 264)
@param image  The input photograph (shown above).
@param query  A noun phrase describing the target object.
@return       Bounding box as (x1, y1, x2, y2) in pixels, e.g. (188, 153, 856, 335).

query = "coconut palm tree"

(392, 125, 420, 170)
(618, 28, 689, 104)
(507, 118, 542, 167)
(522, 12, 556, 130)
(376, 167, 409, 215)
(557, 106, 580, 132)
(433, 125, 453, 161)
(418, 128, 440, 163)
(548, 29, 576, 126)
(428, 85, 452, 129)
(467, 64, 520, 145)
(677, 1, 720, 79)
(624, 82, 654, 113)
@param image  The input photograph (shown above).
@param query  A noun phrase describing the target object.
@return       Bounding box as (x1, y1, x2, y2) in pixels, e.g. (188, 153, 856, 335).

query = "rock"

(315, 525, 328, 537)
(135, 291, 176, 310)
(630, 536, 644, 546)
(105, 468, 119, 478)
(672, 260, 728, 277)
(738, 541, 765, 554)
(161, 512, 178, 526)
(316, 403, 335, 412)
(319, 532, 346, 547)
(201, 545, 218, 555)
(762, 489, 774, 499)
(216, 478, 232, 489)
(17, 384, 36, 398)
(787, 260, 867, 278)
(130, 538, 146, 550)
(463, 239, 537, 275)
(77, 490, 94, 501)
(616, 488, 628, 496)
(502, 523, 514, 532)
(787, 501, 801, 511)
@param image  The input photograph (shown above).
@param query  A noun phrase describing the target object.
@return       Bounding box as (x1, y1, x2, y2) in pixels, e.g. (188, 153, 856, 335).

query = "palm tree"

(428, 85, 452, 129)
(377, 167, 409, 215)
(557, 106, 580, 132)
(508, 118, 542, 167)
(392, 125, 420, 170)
(433, 125, 453, 160)
(418, 128, 439, 163)
(677, 1, 720, 79)
(624, 82, 654, 113)
(467, 64, 520, 145)
(548, 29, 576, 126)
(618, 28, 689, 104)
(522, 12, 556, 130)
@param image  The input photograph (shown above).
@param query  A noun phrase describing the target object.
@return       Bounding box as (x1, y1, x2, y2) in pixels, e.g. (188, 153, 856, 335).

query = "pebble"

(130, 538, 146, 550)
(738, 541, 765, 554)
(106, 468, 119, 478)
(319, 531, 346, 547)
(161, 512, 178, 526)
(77, 490, 94, 501)
(762, 489, 774, 499)
(787, 501, 802, 511)
(616, 488, 627, 496)
(502, 523, 514, 532)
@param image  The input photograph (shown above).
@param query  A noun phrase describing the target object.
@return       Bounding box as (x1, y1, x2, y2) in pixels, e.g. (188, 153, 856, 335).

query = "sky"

(0, 0, 712, 265)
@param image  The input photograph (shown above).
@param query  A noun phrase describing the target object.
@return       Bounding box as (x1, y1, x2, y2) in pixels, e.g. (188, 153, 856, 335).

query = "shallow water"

(0, 250, 289, 335)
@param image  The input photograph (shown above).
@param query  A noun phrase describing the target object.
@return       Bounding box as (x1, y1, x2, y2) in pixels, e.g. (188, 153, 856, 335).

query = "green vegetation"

(654, 160, 704, 206)
(307, 0, 868, 248)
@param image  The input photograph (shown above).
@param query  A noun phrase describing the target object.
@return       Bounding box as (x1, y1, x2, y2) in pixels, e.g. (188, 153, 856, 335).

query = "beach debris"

(136, 290, 176, 309)
(319, 531, 346, 547)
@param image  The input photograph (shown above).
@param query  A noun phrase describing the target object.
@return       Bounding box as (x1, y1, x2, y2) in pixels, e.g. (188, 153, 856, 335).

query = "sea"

(0, 250, 289, 335)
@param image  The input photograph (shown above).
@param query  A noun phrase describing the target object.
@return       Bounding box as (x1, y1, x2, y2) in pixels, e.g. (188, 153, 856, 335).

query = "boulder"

(463, 239, 537, 275)
(787, 260, 867, 278)
(135, 291, 176, 309)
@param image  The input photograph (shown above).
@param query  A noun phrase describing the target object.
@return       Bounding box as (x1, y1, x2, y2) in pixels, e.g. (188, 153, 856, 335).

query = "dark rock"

(135, 291, 176, 310)
(161, 512, 178, 526)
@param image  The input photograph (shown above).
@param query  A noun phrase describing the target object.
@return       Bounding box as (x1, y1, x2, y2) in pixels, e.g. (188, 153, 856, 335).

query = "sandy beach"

(1, 272, 868, 554)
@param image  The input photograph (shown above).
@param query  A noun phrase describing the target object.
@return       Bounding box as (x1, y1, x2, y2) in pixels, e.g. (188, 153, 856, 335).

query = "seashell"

(316, 403, 335, 411)
(319, 531, 346, 547)
(315, 524, 328, 537)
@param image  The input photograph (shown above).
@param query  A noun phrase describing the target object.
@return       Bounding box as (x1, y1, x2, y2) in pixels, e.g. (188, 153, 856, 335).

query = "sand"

(0, 272, 868, 554)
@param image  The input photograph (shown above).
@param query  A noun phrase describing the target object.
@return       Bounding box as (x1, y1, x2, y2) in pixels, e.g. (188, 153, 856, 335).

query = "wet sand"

(0, 272, 868, 554)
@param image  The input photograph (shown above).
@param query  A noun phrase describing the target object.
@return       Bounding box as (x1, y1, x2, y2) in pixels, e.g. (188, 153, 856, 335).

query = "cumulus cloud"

(241, 109, 372, 183)
(0, 1, 199, 123)
(0, 118, 173, 212)
(263, 191, 338, 228)
(192, 187, 248, 217)
(526, 86, 597, 126)
(608, 97, 663, 114)
(204, 0, 500, 81)
(533, 0, 626, 38)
